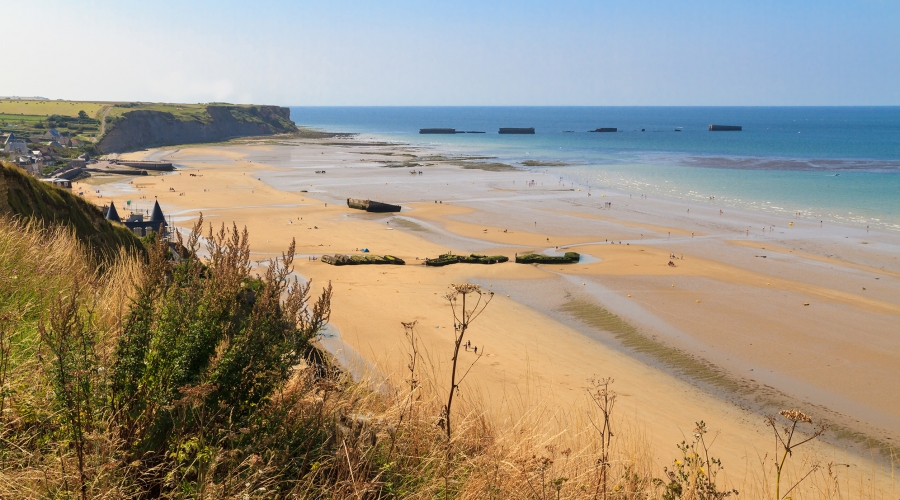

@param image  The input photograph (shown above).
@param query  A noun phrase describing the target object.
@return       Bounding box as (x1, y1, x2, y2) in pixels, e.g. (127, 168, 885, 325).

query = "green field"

(0, 99, 107, 118)
(0, 114, 48, 126)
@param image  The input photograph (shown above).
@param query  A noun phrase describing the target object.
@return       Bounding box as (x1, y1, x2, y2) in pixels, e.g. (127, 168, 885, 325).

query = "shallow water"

(290, 106, 900, 231)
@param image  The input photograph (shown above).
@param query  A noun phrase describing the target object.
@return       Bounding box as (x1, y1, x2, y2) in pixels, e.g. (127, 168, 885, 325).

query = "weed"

(766, 409, 827, 500)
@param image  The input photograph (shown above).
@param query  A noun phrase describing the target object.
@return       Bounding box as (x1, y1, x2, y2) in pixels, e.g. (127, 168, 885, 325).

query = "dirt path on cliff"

(100, 106, 112, 134)
(99, 105, 112, 137)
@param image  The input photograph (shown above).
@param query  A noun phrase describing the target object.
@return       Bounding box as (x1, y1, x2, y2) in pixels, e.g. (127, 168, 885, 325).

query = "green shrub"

(111, 217, 333, 473)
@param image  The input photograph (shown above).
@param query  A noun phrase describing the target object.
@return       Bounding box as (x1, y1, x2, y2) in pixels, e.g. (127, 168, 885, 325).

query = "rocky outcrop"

(97, 105, 298, 153)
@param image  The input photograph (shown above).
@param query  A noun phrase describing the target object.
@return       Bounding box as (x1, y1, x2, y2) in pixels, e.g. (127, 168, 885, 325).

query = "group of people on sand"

(463, 340, 479, 354)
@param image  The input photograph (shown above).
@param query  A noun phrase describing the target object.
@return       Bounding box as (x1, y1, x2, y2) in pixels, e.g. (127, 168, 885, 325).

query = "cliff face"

(97, 105, 298, 153)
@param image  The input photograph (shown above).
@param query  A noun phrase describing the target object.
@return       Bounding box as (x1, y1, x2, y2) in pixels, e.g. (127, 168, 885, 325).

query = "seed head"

(451, 283, 481, 294)
(779, 409, 812, 423)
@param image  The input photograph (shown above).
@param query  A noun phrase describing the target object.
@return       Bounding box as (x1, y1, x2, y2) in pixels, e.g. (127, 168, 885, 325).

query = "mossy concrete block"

(320, 254, 404, 266)
(424, 253, 509, 266)
(515, 252, 580, 264)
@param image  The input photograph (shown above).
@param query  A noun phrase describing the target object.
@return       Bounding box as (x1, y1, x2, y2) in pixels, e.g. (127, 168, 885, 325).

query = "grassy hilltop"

(0, 99, 298, 155)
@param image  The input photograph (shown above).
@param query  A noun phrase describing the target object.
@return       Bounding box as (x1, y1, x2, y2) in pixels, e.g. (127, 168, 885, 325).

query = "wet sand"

(79, 137, 900, 483)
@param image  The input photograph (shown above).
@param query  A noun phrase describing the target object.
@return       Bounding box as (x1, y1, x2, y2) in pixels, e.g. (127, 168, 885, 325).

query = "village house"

(4, 133, 28, 154)
(40, 128, 62, 141)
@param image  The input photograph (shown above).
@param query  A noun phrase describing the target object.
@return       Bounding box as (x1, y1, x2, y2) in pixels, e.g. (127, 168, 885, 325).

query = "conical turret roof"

(105, 201, 121, 222)
(149, 200, 166, 223)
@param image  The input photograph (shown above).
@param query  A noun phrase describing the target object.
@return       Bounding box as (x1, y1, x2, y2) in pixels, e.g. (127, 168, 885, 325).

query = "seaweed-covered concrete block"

(515, 252, 580, 264)
(320, 254, 405, 266)
(424, 253, 509, 266)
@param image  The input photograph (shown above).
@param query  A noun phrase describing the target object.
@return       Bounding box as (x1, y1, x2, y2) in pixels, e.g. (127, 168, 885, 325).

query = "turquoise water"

(289, 107, 900, 230)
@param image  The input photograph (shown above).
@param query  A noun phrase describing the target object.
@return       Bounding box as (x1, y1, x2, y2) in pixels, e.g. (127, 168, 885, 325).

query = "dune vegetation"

(0, 213, 895, 499)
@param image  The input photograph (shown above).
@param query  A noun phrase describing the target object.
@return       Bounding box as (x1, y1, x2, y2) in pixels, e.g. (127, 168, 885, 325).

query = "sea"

(288, 107, 900, 231)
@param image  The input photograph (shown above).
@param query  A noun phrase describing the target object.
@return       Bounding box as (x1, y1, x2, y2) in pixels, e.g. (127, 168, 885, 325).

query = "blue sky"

(3, 0, 899, 105)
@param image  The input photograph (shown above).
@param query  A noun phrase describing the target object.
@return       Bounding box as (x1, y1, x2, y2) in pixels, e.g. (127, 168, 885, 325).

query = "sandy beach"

(77, 137, 900, 484)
